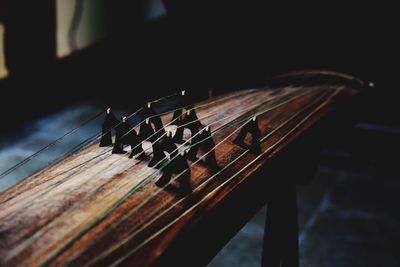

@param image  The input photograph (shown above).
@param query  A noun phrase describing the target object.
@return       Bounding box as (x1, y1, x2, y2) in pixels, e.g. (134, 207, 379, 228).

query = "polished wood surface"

(0, 72, 366, 267)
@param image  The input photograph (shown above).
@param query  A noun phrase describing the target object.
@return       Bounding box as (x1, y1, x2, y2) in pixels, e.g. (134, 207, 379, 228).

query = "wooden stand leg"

(262, 185, 299, 267)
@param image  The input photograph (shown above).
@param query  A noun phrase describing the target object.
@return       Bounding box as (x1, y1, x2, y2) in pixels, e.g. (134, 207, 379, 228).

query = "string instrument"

(0, 71, 371, 267)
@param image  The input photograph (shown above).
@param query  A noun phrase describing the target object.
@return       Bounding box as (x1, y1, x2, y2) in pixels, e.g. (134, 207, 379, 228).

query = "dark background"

(0, 2, 399, 266)
(0, 1, 397, 135)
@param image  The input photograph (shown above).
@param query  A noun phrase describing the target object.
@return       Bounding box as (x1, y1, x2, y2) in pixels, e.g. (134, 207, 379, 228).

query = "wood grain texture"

(0, 73, 366, 267)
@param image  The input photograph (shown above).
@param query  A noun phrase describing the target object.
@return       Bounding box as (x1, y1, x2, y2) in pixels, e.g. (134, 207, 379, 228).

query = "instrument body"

(0, 72, 367, 266)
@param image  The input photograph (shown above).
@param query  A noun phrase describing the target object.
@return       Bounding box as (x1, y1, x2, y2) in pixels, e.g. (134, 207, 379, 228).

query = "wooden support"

(100, 108, 119, 147)
(155, 150, 191, 196)
(173, 106, 202, 143)
(187, 126, 218, 169)
(233, 116, 261, 154)
(128, 130, 146, 160)
(262, 184, 299, 267)
(171, 90, 187, 121)
(112, 117, 131, 154)
(148, 131, 177, 168)
(144, 102, 165, 132)
(139, 118, 156, 142)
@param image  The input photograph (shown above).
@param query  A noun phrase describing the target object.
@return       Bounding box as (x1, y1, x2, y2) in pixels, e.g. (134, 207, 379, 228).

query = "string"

(175, 87, 307, 130)
(148, 91, 181, 104)
(129, 86, 305, 161)
(35, 86, 324, 267)
(0, 110, 106, 181)
(107, 87, 343, 266)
